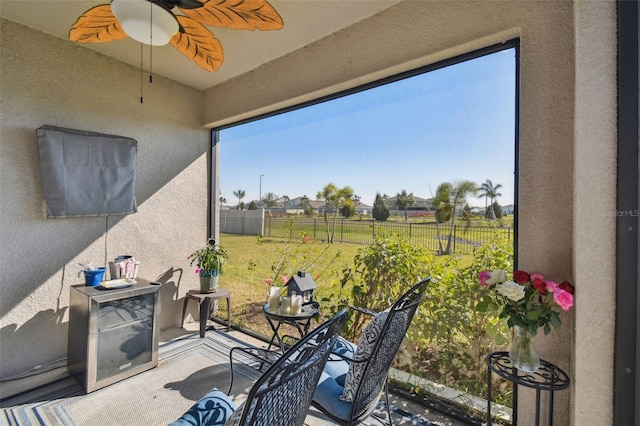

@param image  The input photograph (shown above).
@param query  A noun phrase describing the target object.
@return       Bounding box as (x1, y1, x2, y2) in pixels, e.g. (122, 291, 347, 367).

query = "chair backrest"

(350, 278, 430, 421)
(237, 308, 349, 426)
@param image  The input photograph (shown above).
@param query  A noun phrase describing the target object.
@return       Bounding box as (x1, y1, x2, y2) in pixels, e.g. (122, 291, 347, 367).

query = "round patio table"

(263, 303, 319, 352)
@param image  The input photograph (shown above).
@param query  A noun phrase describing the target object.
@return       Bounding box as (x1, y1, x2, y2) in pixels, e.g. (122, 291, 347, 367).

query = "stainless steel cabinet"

(67, 280, 160, 392)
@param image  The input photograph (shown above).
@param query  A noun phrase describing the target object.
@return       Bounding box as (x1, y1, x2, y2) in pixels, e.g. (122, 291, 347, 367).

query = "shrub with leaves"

(409, 233, 513, 403)
(321, 230, 515, 407)
(337, 230, 433, 340)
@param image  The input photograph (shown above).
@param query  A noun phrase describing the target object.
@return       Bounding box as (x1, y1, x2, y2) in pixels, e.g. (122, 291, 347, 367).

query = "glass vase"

(509, 325, 540, 372)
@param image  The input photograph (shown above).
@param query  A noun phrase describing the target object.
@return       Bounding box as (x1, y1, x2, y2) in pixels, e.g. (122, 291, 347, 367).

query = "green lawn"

(215, 234, 360, 337)
(261, 215, 513, 254)
(215, 233, 473, 336)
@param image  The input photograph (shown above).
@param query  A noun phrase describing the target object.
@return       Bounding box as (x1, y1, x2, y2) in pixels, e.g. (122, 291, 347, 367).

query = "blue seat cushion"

(313, 313, 389, 418)
(170, 388, 237, 426)
(324, 337, 355, 385)
(332, 336, 357, 359)
(314, 369, 353, 421)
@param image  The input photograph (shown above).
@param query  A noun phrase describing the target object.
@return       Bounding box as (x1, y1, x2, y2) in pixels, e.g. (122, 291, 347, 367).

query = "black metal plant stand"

(486, 351, 570, 426)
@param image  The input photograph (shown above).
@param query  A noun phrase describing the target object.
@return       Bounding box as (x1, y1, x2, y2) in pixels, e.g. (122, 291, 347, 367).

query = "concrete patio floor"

(1, 319, 478, 426)
(168, 319, 476, 426)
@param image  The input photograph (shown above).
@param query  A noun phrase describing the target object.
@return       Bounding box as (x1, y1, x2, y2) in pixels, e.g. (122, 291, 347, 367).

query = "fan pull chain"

(140, 43, 144, 104)
(149, 2, 153, 84)
(150, 45, 153, 84)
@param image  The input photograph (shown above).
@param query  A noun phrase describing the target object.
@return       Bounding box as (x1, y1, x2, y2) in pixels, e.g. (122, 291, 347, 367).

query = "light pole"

(259, 174, 264, 209)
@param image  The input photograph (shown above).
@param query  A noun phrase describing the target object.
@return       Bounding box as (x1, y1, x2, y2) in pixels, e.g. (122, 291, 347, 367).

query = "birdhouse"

(285, 271, 317, 305)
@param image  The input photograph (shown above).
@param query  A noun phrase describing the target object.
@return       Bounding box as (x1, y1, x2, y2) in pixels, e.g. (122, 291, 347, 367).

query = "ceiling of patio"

(1, 0, 403, 91)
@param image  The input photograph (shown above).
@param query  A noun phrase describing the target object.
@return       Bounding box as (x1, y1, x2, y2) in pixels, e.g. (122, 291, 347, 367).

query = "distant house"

(386, 195, 435, 215)
(502, 204, 514, 215)
(354, 203, 371, 216)
(470, 206, 486, 216)
(254, 195, 371, 216)
(317, 200, 372, 216)
(286, 197, 324, 214)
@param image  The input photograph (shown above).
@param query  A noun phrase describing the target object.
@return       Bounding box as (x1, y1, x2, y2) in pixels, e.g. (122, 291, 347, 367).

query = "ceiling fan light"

(111, 0, 179, 46)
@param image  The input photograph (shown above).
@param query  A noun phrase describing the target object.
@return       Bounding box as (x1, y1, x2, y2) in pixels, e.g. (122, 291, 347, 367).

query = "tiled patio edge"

(389, 367, 512, 424)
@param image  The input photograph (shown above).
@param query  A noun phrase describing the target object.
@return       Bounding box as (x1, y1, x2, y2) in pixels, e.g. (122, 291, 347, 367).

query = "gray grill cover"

(37, 125, 137, 218)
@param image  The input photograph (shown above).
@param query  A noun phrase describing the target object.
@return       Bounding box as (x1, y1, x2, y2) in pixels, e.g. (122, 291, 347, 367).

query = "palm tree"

(477, 182, 490, 218)
(317, 183, 337, 243)
(233, 189, 246, 210)
(331, 186, 354, 242)
(477, 179, 503, 219)
(261, 192, 279, 215)
(434, 180, 477, 254)
(317, 183, 354, 243)
(395, 189, 415, 220)
(487, 182, 503, 219)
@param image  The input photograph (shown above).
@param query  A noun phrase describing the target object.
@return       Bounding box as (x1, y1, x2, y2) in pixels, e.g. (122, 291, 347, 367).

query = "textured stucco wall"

(573, 1, 617, 424)
(201, 1, 617, 425)
(0, 19, 210, 385)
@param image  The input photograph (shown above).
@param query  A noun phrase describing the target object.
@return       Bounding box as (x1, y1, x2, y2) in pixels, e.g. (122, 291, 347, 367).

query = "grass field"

(255, 215, 514, 254)
(214, 233, 474, 337)
(215, 234, 360, 337)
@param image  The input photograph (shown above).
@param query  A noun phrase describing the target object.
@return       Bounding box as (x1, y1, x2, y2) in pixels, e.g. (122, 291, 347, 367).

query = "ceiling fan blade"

(179, 0, 283, 31)
(170, 15, 224, 72)
(69, 4, 128, 43)
(153, 0, 203, 10)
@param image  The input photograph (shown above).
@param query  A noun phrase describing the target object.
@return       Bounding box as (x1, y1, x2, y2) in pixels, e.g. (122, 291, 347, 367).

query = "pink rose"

(553, 289, 574, 312)
(281, 275, 289, 283)
(530, 272, 545, 281)
(478, 270, 491, 287)
(264, 277, 272, 286)
(545, 280, 559, 293)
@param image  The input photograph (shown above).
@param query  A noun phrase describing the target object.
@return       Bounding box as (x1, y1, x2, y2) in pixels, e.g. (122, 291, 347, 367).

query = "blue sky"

(220, 48, 515, 208)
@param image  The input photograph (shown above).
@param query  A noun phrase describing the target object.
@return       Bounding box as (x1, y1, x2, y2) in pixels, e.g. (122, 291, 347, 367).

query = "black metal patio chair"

(170, 308, 348, 426)
(311, 278, 430, 425)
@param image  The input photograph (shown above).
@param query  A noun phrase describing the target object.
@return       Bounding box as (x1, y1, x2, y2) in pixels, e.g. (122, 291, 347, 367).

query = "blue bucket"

(84, 268, 106, 286)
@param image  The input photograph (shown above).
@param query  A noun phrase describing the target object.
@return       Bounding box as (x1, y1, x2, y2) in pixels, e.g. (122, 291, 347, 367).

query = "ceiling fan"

(69, 0, 284, 72)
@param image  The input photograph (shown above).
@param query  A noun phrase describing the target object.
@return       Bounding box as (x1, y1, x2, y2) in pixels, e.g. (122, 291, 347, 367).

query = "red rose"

(532, 278, 547, 295)
(513, 270, 530, 284)
(559, 280, 574, 294)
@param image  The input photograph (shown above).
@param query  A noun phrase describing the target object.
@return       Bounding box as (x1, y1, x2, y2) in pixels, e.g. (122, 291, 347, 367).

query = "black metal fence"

(232, 217, 513, 254)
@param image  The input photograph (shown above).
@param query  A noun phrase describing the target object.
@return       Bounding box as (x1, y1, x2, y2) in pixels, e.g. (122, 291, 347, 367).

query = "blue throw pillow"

(170, 388, 237, 426)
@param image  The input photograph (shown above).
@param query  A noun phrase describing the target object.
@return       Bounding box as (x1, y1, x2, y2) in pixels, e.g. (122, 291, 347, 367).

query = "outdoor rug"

(1, 330, 433, 426)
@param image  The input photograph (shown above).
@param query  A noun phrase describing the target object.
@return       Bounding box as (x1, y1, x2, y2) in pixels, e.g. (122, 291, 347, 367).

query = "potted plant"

(189, 238, 228, 293)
